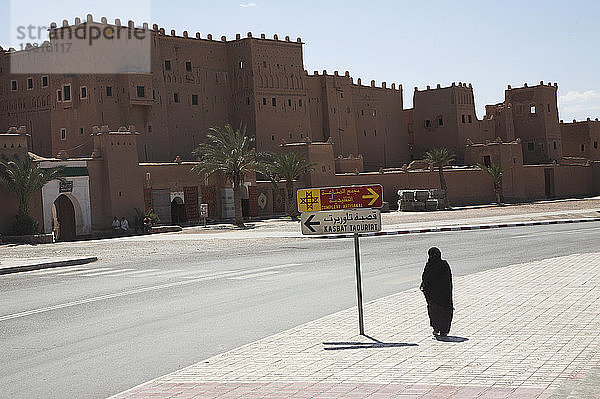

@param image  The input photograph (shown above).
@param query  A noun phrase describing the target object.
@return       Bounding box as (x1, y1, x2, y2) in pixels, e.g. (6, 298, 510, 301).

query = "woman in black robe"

(420, 247, 454, 336)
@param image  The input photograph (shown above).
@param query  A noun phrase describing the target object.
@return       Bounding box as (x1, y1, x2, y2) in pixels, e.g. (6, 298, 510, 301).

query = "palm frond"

(0, 154, 65, 216)
(424, 148, 455, 167)
(262, 151, 315, 183)
(478, 163, 503, 180)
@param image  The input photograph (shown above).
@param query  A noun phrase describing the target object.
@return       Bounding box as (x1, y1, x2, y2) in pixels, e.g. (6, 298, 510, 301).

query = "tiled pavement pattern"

(111, 252, 600, 398)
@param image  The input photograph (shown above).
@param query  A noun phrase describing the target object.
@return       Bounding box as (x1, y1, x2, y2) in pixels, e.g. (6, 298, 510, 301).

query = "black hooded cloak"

(420, 247, 454, 334)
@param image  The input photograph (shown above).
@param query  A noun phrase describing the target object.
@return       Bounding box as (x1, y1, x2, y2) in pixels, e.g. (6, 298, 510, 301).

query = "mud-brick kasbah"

(0, 15, 599, 240)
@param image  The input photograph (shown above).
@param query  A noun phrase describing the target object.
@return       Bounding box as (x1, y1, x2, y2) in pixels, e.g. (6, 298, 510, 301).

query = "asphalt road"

(1, 222, 599, 399)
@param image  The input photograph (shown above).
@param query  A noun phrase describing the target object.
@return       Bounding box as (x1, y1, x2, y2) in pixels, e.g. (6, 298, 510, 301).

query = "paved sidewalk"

(0, 256, 98, 275)
(110, 252, 600, 399)
(123, 209, 600, 242)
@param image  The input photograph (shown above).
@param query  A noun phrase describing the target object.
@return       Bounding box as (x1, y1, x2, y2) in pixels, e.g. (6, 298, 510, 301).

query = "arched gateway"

(53, 195, 76, 241)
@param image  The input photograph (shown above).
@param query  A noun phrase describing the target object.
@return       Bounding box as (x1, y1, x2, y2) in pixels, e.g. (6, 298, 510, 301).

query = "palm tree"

(478, 163, 504, 205)
(192, 123, 264, 227)
(262, 151, 315, 220)
(0, 154, 65, 233)
(424, 148, 455, 209)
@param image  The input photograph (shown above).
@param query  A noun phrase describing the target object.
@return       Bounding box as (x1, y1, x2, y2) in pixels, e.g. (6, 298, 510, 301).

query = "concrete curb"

(317, 217, 600, 239)
(0, 256, 98, 275)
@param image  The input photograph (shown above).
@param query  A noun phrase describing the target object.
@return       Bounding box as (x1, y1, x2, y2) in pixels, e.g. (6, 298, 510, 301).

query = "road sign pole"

(353, 232, 365, 335)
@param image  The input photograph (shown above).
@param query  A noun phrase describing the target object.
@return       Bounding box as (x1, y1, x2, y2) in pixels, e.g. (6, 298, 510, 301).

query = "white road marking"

(24, 266, 87, 275)
(81, 269, 136, 277)
(113, 269, 160, 276)
(0, 263, 302, 322)
(228, 270, 281, 280)
(122, 269, 185, 277)
(513, 227, 600, 239)
(55, 268, 111, 276)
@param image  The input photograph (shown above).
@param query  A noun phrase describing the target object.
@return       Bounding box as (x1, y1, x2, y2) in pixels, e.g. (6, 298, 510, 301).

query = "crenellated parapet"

(506, 81, 558, 91)
(45, 14, 303, 46)
(90, 125, 138, 135)
(414, 82, 474, 92)
(0, 126, 29, 156)
(308, 70, 401, 92)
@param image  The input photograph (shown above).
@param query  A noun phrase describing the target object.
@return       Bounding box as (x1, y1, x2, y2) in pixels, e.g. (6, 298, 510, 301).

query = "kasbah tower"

(0, 16, 408, 171)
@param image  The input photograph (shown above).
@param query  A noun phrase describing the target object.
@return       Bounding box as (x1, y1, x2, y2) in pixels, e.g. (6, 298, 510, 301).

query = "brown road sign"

(297, 185, 383, 213)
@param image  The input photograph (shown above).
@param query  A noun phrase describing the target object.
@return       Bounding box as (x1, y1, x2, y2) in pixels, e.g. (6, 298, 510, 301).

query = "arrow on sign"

(362, 187, 380, 206)
(303, 214, 320, 233)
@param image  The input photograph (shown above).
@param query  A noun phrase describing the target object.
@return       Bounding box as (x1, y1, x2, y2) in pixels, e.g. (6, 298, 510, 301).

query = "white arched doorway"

(41, 161, 91, 237)
(52, 194, 76, 240)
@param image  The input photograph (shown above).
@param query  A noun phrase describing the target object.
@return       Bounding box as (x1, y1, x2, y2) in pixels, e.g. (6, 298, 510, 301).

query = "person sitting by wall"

(120, 217, 129, 234)
(143, 215, 152, 234)
(112, 217, 121, 236)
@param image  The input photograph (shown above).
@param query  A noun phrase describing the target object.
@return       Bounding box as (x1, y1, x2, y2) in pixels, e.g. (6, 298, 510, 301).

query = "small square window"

(41, 76, 48, 87)
(185, 61, 192, 71)
(165, 60, 171, 70)
(63, 85, 71, 101)
(137, 86, 145, 98)
(191, 94, 198, 105)
(11, 80, 18, 91)
(173, 93, 179, 103)
(80, 86, 87, 99)
(60, 128, 67, 140)
(27, 77, 33, 90)
(106, 86, 113, 97)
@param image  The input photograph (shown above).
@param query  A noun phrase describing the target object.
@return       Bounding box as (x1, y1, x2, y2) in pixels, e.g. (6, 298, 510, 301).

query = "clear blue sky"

(2, 0, 599, 121)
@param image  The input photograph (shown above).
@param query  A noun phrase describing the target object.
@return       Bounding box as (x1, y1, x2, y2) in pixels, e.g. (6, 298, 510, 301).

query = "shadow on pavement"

(323, 334, 418, 350)
(434, 335, 469, 343)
